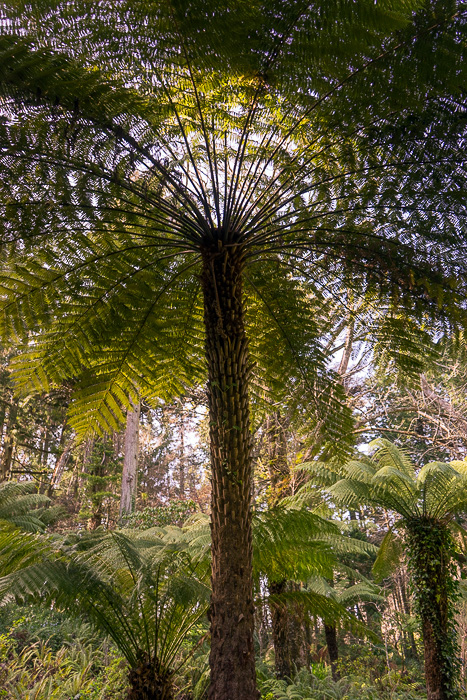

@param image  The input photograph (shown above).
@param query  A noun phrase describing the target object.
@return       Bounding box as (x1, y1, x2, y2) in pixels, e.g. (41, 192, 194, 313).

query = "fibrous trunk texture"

(201, 244, 258, 700)
(127, 659, 173, 700)
(119, 401, 141, 520)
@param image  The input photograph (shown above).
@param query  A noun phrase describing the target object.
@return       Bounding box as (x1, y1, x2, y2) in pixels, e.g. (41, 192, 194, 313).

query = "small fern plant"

(0, 527, 210, 700)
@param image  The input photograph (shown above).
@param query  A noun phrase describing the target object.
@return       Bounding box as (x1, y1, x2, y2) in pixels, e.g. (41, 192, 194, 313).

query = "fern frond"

(0, 481, 57, 532)
(372, 528, 402, 582)
(0, 527, 210, 672)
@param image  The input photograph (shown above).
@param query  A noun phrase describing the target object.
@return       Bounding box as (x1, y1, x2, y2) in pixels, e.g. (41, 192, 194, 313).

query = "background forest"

(0, 1, 467, 700)
(2, 325, 467, 700)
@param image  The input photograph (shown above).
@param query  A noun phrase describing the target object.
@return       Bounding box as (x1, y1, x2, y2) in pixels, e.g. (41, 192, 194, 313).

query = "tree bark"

(201, 244, 258, 700)
(324, 624, 340, 681)
(48, 442, 72, 497)
(422, 617, 446, 700)
(119, 401, 141, 521)
(0, 400, 17, 480)
(269, 579, 293, 679)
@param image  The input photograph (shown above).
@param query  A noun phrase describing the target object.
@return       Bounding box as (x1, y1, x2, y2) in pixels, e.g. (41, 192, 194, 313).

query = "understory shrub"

(258, 666, 427, 700)
(0, 609, 128, 699)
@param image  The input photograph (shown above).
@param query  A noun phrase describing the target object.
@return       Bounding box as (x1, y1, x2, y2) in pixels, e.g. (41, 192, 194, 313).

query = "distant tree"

(119, 401, 141, 522)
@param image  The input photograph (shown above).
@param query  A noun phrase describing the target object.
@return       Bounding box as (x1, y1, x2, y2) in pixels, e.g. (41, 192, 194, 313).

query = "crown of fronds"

(0, 527, 210, 670)
(0, 1, 465, 439)
(299, 438, 467, 522)
(0, 481, 59, 532)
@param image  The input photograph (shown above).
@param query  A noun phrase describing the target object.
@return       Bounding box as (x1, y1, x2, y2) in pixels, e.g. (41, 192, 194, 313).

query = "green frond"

(327, 479, 372, 511)
(266, 587, 349, 626)
(368, 438, 416, 478)
(0, 528, 210, 672)
(372, 315, 438, 379)
(342, 458, 376, 484)
(450, 460, 467, 477)
(372, 528, 402, 582)
(245, 266, 354, 450)
(336, 581, 385, 607)
(371, 466, 419, 518)
(292, 460, 343, 488)
(0, 35, 151, 126)
(6, 245, 205, 437)
(0, 481, 56, 532)
(305, 576, 383, 607)
(0, 523, 53, 576)
(253, 508, 339, 583)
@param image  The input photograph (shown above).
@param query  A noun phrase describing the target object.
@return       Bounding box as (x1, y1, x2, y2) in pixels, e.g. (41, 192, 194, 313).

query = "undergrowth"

(257, 666, 427, 700)
(0, 606, 128, 699)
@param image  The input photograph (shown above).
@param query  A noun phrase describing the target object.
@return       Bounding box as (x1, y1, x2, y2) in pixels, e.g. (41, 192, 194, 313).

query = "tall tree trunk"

(201, 244, 258, 700)
(0, 396, 7, 448)
(324, 624, 340, 681)
(422, 618, 446, 700)
(48, 422, 71, 497)
(408, 521, 459, 700)
(337, 309, 354, 383)
(286, 582, 310, 673)
(119, 401, 141, 521)
(38, 425, 50, 494)
(269, 579, 293, 679)
(0, 400, 17, 480)
(178, 404, 185, 498)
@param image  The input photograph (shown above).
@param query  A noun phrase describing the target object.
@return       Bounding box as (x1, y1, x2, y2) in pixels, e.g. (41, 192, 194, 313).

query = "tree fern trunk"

(0, 399, 17, 480)
(201, 244, 258, 700)
(422, 618, 446, 700)
(407, 521, 460, 700)
(127, 660, 173, 700)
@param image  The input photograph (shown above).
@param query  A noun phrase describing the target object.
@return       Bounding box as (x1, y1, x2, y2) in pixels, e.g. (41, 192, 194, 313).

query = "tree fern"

(0, 527, 210, 699)
(299, 439, 467, 699)
(0, 3, 467, 696)
(0, 481, 59, 533)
